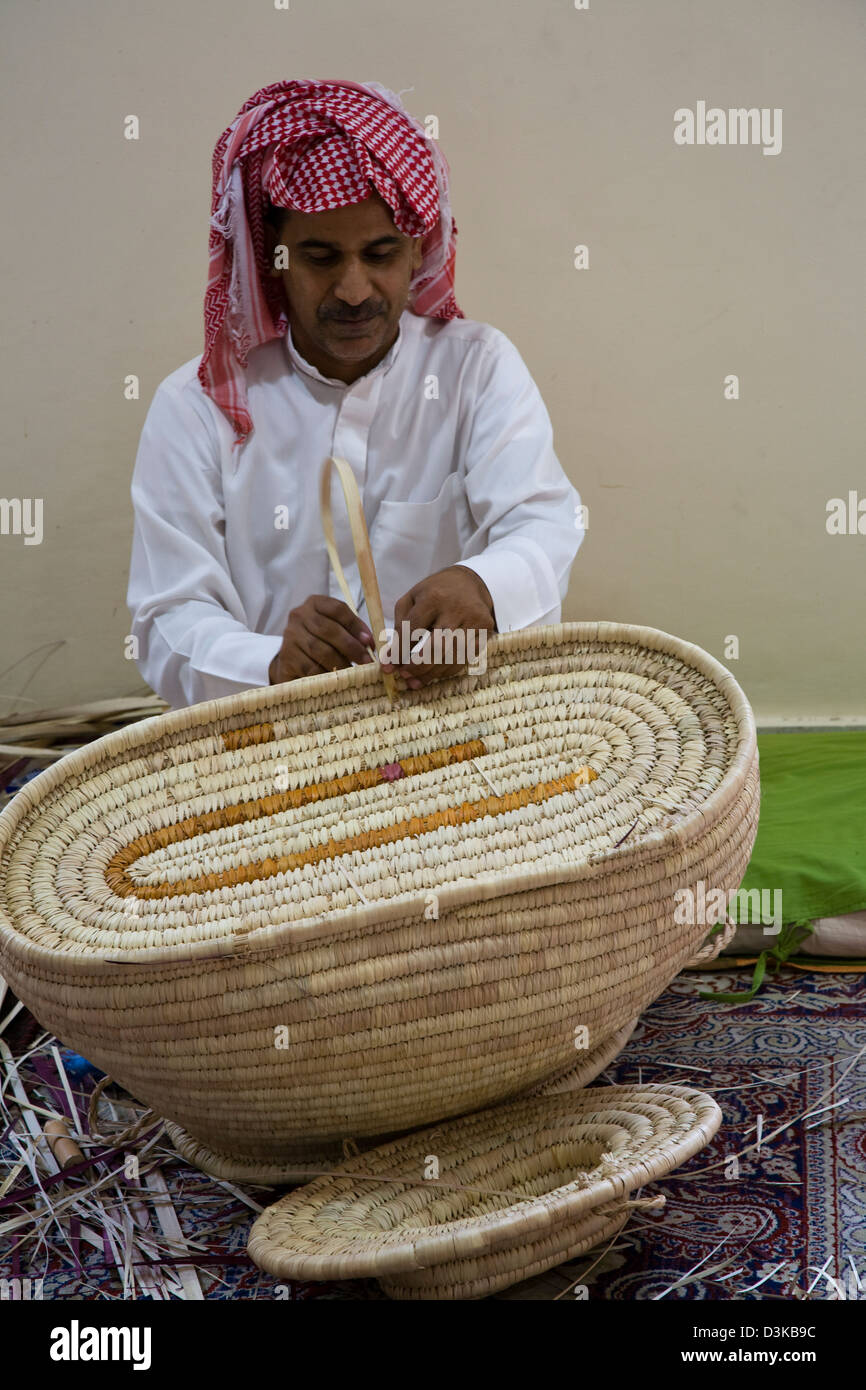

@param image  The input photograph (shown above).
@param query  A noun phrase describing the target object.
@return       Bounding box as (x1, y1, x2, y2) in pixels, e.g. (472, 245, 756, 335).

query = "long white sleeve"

(454, 333, 585, 632)
(126, 380, 283, 710)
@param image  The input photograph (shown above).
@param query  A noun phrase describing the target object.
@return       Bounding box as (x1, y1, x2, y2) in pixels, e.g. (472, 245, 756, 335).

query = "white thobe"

(126, 308, 585, 709)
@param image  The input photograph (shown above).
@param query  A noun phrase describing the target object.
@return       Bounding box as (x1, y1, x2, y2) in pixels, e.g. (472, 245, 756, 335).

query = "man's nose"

(333, 257, 375, 304)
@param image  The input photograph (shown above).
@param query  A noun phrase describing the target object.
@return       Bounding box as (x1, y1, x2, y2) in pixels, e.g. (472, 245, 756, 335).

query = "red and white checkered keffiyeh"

(199, 78, 464, 443)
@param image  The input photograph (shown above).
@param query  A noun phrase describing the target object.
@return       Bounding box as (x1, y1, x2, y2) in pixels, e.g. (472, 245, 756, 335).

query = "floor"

(2, 961, 863, 1301)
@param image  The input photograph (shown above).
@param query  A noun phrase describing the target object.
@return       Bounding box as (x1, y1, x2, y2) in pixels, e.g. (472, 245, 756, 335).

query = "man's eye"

(304, 251, 397, 265)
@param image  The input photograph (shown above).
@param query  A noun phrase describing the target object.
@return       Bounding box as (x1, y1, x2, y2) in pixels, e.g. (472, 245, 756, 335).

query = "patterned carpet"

(558, 966, 866, 1302)
(2, 964, 864, 1301)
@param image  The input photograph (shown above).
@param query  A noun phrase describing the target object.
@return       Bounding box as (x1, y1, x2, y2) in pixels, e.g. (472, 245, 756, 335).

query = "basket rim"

(0, 620, 757, 971)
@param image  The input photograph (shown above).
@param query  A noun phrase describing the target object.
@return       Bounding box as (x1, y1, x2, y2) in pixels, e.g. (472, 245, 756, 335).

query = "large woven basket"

(0, 458, 759, 1179)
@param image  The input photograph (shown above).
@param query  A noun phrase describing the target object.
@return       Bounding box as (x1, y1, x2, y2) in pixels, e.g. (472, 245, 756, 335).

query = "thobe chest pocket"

(369, 471, 467, 621)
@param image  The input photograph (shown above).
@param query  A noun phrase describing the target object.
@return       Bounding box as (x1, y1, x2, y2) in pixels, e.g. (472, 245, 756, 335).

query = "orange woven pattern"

(107, 764, 598, 901)
(104, 737, 496, 899)
(222, 721, 276, 751)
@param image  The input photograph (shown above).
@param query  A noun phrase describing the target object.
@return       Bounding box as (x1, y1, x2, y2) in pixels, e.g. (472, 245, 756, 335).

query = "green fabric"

(730, 731, 866, 926)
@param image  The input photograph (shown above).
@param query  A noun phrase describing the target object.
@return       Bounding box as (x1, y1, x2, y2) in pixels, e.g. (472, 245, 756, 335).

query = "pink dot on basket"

(380, 762, 405, 781)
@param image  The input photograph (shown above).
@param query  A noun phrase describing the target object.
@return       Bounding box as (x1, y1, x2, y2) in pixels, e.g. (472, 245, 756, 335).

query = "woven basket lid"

(247, 1083, 721, 1300)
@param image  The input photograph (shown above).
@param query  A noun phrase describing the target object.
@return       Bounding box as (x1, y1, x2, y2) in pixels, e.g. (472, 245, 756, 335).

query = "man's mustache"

(323, 308, 383, 322)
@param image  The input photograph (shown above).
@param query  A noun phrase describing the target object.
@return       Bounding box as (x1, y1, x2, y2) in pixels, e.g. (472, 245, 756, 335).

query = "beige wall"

(2, 0, 863, 725)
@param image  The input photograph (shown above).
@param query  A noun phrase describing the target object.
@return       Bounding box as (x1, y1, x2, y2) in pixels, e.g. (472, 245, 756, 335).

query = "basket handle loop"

(319, 456, 398, 702)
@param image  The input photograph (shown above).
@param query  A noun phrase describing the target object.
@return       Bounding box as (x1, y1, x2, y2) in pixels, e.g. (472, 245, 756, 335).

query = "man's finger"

(380, 606, 432, 679)
(399, 589, 441, 637)
(295, 632, 352, 673)
(384, 589, 441, 668)
(279, 640, 331, 679)
(311, 595, 374, 649)
(306, 609, 374, 666)
(393, 602, 471, 687)
(391, 585, 421, 649)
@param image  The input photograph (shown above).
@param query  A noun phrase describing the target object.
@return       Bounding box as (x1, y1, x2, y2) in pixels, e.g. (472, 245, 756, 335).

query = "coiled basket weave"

(0, 459, 759, 1182)
(247, 1084, 723, 1300)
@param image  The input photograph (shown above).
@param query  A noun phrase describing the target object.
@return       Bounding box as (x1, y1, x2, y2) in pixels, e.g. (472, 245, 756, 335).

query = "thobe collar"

(285, 312, 405, 387)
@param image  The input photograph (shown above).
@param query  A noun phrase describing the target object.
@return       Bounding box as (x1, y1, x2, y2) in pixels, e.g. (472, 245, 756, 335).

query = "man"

(127, 78, 585, 709)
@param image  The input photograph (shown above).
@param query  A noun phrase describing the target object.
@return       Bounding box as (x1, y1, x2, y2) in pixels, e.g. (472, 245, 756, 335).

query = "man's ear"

(411, 235, 424, 270)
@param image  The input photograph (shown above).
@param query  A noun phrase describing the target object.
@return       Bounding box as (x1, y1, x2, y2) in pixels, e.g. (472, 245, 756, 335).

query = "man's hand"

(381, 565, 497, 690)
(268, 595, 375, 684)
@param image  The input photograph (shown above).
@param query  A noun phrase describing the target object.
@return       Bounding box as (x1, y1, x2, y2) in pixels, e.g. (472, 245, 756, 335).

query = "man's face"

(266, 190, 424, 383)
